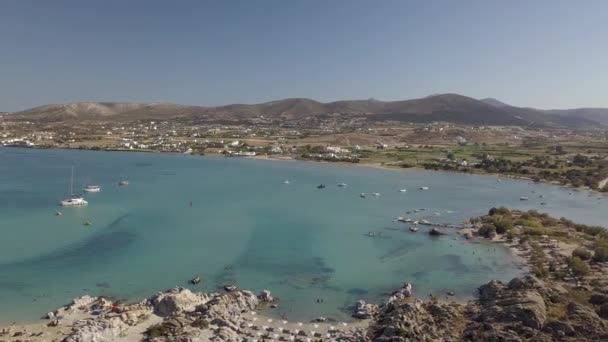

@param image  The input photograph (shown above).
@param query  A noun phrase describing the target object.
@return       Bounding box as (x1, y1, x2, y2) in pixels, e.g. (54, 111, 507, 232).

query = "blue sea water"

(0, 147, 606, 323)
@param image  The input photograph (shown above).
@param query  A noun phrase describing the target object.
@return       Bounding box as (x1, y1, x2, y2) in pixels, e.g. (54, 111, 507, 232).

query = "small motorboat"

(83, 185, 101, 193)
(419, 220, 432, 225)
(190, 276, 202, 285)
(360, 193, 366, 198)
(224, 284, 238, 292)
(372, 192, 380, 197)
(317, 184, 326, 189)
(419, 186, 429, 190)
(399, 189, 407, 192)
(397, 217, 413, 223)
(540, 202, 547, 205)
(283, 180, 290, 184)
(118, 180, 129, 186)
(409, 227, 419, 232)
(83, 220, 92, 226)
(520, 196, 529, 201)
(55, 211, 63, 216)
(337, 182, 347, 187)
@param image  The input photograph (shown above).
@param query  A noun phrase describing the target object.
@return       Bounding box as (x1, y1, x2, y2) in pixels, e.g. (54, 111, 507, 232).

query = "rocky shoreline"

(3, 273, 607, 341)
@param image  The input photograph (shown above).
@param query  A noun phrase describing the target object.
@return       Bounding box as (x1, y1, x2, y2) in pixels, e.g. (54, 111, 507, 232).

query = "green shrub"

(191, 319, 210, 329)
(524, 226, 545, 236)
(145, 324, 170, 337)
(478, 223, 497, 238)
(533, 261, 548, 278)
(593, 244, 608, 262)
(568, 256, 590, 277)
(489, 207, 511, 216)
(572, 247, 592, 261)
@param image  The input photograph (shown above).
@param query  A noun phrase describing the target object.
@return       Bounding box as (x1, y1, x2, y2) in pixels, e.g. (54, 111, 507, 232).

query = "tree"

(447, 152, 455, 160)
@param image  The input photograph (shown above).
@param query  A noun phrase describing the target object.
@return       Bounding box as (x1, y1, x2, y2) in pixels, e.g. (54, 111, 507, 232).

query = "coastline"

(2, 145, 603, 194)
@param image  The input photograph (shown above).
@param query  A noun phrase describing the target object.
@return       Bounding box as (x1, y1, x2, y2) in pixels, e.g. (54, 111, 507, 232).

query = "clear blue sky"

(1, 0, 607, 111)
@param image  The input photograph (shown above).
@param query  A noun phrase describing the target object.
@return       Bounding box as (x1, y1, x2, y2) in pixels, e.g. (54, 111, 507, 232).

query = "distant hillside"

(546, 108, 608, 125)
(481, 98, 510, 107)
(7, 94, 606, 128)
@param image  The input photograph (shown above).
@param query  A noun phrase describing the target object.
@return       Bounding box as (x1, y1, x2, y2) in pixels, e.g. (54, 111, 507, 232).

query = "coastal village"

(1, 114, 607, 191)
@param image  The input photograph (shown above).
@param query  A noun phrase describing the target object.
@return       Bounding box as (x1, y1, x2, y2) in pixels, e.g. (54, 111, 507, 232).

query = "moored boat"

(61, 166, 88, 207)
(83, 185, 101, 193)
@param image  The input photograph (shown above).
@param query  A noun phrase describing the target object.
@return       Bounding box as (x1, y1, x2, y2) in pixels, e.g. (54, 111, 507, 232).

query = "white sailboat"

(61, 166, 88, 207)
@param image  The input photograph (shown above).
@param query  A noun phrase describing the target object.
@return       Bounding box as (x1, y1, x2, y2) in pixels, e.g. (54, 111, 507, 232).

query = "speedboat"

(520, 196, 529, 201)
(372, 192, 380, 197)
(337, 182, 347, 187)
(409, 227, 419, 232)
(283, 180, 290, 184)
(317, 184, 326, 189)
(399, 188, 407, 192)
(83, 185, 101, 193)
(118, 180, 129, 186)
(419, 186, 429, 190)
(397, 217, 413, 223)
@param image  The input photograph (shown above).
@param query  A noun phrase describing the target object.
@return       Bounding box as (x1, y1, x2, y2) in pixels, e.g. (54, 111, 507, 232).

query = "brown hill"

(7, 94, 604, 128)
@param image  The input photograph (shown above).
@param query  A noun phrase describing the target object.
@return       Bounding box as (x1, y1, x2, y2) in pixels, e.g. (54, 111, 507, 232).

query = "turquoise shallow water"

(0, 147, 606, 323)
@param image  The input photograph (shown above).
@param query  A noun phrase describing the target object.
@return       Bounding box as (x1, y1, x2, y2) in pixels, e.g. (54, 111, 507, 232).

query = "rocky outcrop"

(476, 276, 547, 329)
(386, 282, 413, 309)
(353, 300, 379, 319)
(258, 289, 273, 303)
(148, 287, 215, 316)
(371, 298, 464, 341)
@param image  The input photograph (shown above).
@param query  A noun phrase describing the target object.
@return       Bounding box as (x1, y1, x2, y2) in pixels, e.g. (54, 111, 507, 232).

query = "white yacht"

(337, 182, 347, 187)
(399, 188, 407, 192)
(83, 185, 101, 193)
(520, 196, 529, 201)
(61, 166, 88, 207)
(118, 180, 129, 186)
(419, 186, 429, 190)
(283, 180, 290, 184)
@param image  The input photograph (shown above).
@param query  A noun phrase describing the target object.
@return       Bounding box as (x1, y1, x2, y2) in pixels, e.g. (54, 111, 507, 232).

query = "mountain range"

(5, 94, 608, 128)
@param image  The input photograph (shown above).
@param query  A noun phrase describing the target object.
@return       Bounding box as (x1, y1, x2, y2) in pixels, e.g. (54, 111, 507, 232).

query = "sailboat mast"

(70, 165, 74, 196)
